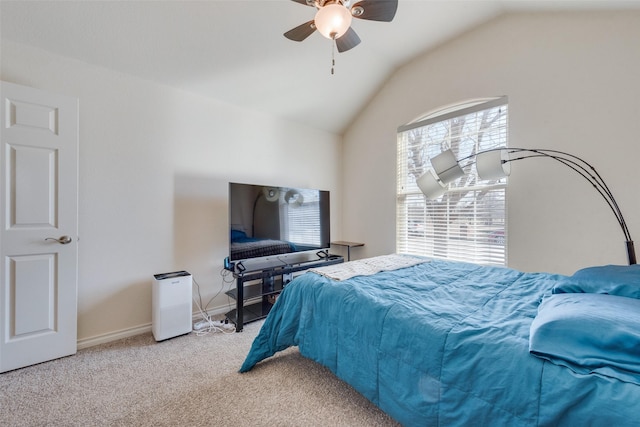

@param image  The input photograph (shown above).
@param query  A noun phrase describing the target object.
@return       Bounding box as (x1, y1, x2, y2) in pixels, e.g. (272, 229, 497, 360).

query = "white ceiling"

(2, 0, 639, 134)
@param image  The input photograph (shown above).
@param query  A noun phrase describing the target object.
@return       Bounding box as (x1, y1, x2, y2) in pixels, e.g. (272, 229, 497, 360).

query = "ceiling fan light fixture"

(314, 3, 353, 39)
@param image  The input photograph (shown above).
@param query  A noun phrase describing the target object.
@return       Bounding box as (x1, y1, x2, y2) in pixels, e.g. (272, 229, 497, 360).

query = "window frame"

(396, 97, 509, 265)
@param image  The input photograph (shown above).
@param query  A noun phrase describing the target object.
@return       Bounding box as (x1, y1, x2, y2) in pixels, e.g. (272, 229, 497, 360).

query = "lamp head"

(263, 187, 279, 202)
(284, 189, 304, 207)
(416, 169, 446, 199)
(314, 2, 353, 39)
(430, 149, 465, 184)
(476, 149, 511, 180)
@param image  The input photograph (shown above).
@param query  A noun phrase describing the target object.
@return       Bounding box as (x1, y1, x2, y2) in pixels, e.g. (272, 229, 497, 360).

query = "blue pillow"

(552, 264, 640, 299)
(530, 293, 640, 385)
(231, 229, 247, 241)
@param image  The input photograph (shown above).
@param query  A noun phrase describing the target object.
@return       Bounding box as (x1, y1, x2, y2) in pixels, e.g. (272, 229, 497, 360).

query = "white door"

(0, 81, 79, 373)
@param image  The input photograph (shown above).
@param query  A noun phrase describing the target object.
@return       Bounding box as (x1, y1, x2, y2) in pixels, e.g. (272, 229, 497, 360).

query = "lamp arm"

(506, 149, 633, 243)
(507, 153, 630, 241)
(459, 147, 635, 264)
(511, 149, 623, 221)
(529, 150, 633, 243)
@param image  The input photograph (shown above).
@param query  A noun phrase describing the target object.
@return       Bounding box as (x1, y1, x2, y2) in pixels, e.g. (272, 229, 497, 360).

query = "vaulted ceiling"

(2, 0, 639, 134)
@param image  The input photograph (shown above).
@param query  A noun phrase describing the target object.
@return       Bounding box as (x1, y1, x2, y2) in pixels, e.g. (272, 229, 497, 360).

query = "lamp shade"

(431, 149, 465, 184)
(314, 3, 353, 39)
(416, 170, 446, 199)
(476, 149, 511, 180)
(263, 187, 279, 202)
(284, 189, 304, 207)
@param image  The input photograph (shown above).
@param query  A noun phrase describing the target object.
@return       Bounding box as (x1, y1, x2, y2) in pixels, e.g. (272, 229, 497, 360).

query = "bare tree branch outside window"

(397, 100, 508, 265)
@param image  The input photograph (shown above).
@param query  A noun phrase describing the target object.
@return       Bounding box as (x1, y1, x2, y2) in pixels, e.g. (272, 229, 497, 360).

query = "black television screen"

(228, 182, 331, 265)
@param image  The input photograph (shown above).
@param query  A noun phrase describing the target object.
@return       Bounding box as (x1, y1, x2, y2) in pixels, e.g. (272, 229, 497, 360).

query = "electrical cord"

(191, 271, 236, 336)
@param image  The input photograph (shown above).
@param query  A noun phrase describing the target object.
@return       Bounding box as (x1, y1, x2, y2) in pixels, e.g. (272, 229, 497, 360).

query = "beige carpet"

(0, 320, 400, 426)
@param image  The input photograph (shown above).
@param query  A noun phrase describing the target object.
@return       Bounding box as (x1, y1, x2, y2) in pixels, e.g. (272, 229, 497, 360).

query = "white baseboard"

(77, 324, 152, 350)
(76, 305, 232, 350)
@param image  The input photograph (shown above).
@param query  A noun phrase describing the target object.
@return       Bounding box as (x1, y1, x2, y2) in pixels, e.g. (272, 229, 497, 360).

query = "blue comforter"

(240, 259, 640, 426)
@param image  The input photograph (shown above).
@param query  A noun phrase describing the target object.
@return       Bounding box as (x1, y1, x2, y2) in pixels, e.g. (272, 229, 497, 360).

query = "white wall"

(343, 11, 640, 275)
(1, 41, 342, 345)
(3, 11, 639, 344)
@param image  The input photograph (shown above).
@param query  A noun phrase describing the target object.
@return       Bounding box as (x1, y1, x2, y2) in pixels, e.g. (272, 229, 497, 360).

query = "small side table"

(330, 241, 364, 261)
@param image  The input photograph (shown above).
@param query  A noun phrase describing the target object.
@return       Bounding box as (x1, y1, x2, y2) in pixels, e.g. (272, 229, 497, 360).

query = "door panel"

(6, 98, 59, 134)
(1, 81, 78, 373)
(10, 254, 56, 336)
(10, 145, 58, 227)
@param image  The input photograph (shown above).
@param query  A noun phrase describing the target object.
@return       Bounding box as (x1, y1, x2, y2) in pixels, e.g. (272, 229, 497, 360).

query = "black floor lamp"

(416, 147, 636, 265)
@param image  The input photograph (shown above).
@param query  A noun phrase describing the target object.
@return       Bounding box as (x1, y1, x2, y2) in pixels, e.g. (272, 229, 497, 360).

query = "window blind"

(396, 97, 508, 265)
(281, 189, 321, 246)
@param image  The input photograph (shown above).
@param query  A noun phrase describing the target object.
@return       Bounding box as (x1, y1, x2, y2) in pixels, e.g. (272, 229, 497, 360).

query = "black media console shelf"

(225, 255, 344, 332)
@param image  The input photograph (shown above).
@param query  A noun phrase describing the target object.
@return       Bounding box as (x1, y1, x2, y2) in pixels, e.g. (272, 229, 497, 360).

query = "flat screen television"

(227, 182, 331, 269)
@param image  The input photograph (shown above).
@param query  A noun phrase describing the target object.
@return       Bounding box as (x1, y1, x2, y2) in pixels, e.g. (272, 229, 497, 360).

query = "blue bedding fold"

(240, 259, 640, 426)
(530, 293, 640, 384)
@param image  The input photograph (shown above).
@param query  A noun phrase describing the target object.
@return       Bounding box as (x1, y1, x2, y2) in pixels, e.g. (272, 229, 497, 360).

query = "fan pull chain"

(331, 36, 336, 75)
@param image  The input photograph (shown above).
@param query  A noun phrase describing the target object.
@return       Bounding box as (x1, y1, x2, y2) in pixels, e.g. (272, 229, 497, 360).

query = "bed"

(240, 255, 640, 426)
(230, 229, 296, 261)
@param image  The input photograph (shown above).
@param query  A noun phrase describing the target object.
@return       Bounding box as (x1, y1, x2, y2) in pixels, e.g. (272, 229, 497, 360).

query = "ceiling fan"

(284, 0, 398, 53)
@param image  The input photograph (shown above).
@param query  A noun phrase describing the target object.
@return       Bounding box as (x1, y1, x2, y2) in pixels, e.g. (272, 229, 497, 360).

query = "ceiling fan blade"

(336, 27, 361, 53)
(291, 0, 314, 5)
(284, 20, 317, 42)
(351, 0, 398, 22)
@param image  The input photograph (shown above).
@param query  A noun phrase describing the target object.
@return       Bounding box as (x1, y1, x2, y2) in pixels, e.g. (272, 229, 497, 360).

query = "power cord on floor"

(192, 316, 235, 336)
(191, 271, 236, 336)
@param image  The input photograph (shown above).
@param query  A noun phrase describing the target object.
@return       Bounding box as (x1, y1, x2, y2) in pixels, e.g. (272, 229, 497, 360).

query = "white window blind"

(396, 97, 508, 265)
(281, 189, 321, 246)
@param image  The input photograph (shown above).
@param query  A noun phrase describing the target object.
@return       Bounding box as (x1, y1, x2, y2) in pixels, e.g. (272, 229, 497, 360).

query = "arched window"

(396, 97, 508, 265)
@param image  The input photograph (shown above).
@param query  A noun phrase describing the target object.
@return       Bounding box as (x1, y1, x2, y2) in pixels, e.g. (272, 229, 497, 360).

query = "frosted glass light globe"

(314, 4, 352, 39)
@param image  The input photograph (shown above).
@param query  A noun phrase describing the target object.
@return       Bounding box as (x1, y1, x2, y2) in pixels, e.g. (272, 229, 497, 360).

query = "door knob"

(45, 235, 72, 244)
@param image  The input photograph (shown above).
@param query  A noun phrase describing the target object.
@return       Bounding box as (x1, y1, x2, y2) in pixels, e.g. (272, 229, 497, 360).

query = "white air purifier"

(152, 271, 192, 341)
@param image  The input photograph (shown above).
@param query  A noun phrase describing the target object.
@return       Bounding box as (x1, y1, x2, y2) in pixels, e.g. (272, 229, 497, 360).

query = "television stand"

(225, 254, 343, 332)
